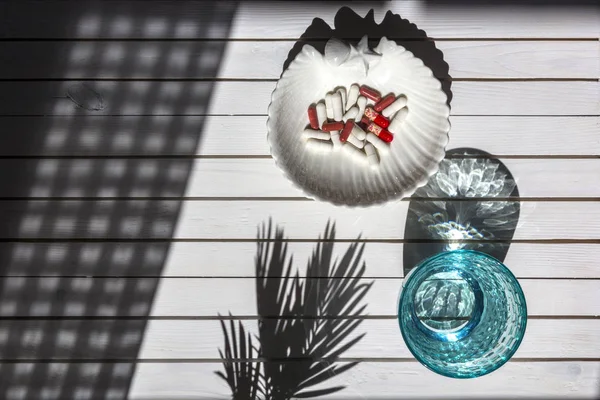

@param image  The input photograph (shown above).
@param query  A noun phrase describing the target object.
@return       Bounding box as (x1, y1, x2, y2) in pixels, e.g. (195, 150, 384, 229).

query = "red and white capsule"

(346, 84, 360, 111)
(366, 132, 389, 155)
(322, 121, 344, 132)
(364, 143, 380, 168)
(339, 120, 354, 143)
(382, 95, 407, 118)
(356, 96, 367, 121)
(374, 93, 396, 112)
(332, 92, 343, 121)
(343, 106, 358, 122)
(302, 128, 330, 141)
(367, 123, 393, 143)
(359, 85, 381, 102)
(351, 123, 366, 140)
(364, 107, 390, 129)
(315, 102, 327, 127)
(307, 105, 319, 129)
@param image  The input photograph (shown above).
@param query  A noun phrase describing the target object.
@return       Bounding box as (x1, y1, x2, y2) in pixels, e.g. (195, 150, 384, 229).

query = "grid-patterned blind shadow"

(0, 2, 238, 399)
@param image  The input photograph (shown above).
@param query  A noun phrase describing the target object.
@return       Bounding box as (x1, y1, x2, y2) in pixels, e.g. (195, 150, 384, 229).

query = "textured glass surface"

(398, 250, 527, 378)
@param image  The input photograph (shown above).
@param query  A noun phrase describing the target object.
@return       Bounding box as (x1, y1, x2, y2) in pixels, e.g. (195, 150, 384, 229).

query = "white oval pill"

(332, 92, 343, 121)
(364, 143, 380, 168)
(315, 102, 327, 127)
(342, 106, 359, 122)
(337, 87, 347, 112)
(382, 95, 407, 118)
(330, 130, 342, 150)
(306, 138, 333, 154)
(346, 84, 360, 111)
(366, 132, 389, 155)
(356, 96, 367, 121)
(342, 143, 367, 164)
(347, 132, 365, 149)
(302, 129, 330, 141)
(325, 93, 334, 120)
(388, 107, 409, 134)
(351, 123, 366, 140)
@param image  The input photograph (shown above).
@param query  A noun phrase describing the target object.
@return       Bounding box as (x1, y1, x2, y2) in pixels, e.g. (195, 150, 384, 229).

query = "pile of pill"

(305, 84, 408, 168)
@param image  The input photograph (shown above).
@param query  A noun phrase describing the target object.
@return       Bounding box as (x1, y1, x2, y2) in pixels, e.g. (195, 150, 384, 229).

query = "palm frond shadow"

(217, 220, 372, 399)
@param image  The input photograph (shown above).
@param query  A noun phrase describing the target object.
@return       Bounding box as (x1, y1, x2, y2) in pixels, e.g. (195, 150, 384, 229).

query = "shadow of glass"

(0, 2, 238, 399)
(282, 6, 452, 106)
(217, 220, 372, 399)
(403, 148, 521, 277)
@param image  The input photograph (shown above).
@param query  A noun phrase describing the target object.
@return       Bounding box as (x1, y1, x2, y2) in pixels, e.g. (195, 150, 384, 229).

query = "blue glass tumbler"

(398, 250, 527, 378)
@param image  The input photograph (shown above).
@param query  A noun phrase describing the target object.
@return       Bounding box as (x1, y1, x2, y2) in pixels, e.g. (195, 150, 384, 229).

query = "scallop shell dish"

(267, 35, 450, 207)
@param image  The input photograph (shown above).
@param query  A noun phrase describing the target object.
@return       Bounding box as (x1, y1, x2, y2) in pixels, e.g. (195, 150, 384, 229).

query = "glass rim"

(398, 249, 528, 379)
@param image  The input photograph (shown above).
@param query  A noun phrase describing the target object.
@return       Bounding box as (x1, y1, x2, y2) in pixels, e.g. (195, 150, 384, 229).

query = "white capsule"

(332, 92, 343, 121)
(306, 138, 333, 154)
(350, 123, 366, 140)
(364, 143, 380, 168)
(388, 107, 409, 134)
(342, 143, 368, 164)
(356, 96, 367, 121)
(346, 84, 360, 111)
(366, 132, 390, 155)
(315, 102, 327, 127)
(342, 106, 358, 122)
(302, 129, 330, 141)
(330, 130, 342, 150)
(336, 87, 347, 111)
(382, 95, 408, 118)
(346, 132, 364, 149)
(325, 93, 334, 120)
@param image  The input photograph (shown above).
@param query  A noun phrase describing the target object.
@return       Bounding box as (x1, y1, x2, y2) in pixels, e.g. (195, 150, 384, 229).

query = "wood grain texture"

(128, 361, 600, 399)
(2, 242, 597, 278)
(0, 277, 596, 317)
(0, 116, 597, 156)
(147, 278, 600, 317)
(0, 81, 597, 116)
(1, 1, 598, 39)
(0, 319, 596, 360)
(0, 158, 596, 198)
(0, 200, 597, 239)
(134, 319, 600, 360)
(1, 41, 597, 79)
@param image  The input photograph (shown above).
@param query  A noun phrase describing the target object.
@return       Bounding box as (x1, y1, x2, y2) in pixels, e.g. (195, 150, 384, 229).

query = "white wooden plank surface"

(2, 41, 598, 79)
(0, 81, 597, 116)
(0, 318, 596, 360)
(0, 158, 596, 198)
(0, 116, 597, 156)
(1, 242, 597, 278)
(137, 319, 600, 360)
(0, 278, 596, 317)
(158, 242, 600, 278)
(172, 201, 600, 240)
(230, 1, 600, 39)
(0, 200, 598, 239)
(129, 361, 600, 399)
(147, 278, 600, 317)
(0, 200, 600, 240)
(2, 1, 598, 39)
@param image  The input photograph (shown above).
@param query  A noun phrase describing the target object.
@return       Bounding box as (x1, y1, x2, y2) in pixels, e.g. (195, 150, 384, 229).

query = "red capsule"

(321, 121, 344, 132)
(359, 85, 381, 102)
(367, 123, 393, 143)
(364, 107, 390, 129)
(307, 105, 319, 129)
(339, 120, 354, 143)
(374, 94, 396, 112)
